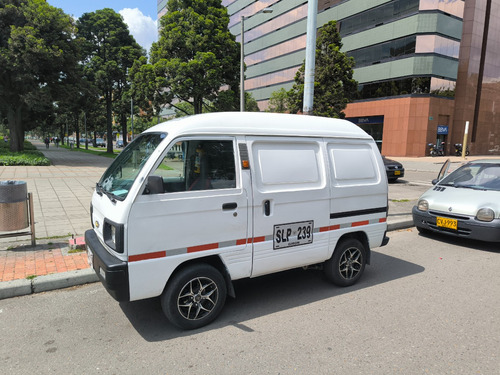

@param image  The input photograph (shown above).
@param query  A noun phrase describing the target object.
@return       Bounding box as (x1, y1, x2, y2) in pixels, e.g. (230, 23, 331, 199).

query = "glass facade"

(229, 0, 281, 28)
(338, 0, 420, 37)
(245, 66, 301, 91)
(453, 0, 500, 155)
(236, 4, 308, 44)
(228, 0, 464, 109)
(419, 0, 464, 18)
(246, 35, 307, 67)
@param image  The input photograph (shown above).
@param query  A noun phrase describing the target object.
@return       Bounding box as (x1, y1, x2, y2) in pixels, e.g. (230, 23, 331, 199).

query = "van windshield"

(97, 133, 167, 201)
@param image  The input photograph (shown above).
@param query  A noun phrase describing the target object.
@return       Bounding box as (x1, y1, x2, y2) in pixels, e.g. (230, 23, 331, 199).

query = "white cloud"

(119, 8, 157, 54)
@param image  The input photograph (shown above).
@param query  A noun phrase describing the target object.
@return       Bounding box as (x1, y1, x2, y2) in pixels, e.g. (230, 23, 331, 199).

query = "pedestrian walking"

(44, 137, 50, 148)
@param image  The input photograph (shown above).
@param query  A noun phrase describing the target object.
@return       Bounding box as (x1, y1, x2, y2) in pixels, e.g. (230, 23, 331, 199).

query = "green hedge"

(0, 139, 51, 166)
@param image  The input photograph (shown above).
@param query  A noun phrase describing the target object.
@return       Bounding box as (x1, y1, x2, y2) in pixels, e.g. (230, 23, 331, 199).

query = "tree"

(77, 9, 144, 153)
(147, 0, 240, 114)
(287, 21, 358, 118)
(0, 0, 80, 151)
(267, 88, 289, 113)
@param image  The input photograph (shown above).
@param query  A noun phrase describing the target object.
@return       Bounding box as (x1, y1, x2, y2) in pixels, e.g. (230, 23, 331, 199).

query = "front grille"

(428, 210, 470, 221)
(427, 221, 472, 236)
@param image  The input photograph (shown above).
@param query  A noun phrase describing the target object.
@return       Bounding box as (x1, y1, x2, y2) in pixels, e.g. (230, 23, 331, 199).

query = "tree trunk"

(7, 105, 25, 152)
(106, 94, 113, 153)
(74, 115, 80, 148)
(120, 112, 128, 146)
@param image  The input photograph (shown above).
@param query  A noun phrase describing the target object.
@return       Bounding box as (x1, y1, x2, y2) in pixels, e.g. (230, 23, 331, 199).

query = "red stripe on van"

(351, 220, 369, 227)
(320, 224, 341, 232)
(188, 243, 219, 253)
(379, 218, 387, 223)
(129, 251, 166, 262)
(236, 238, 247, 245)
(252, 236, 265, 243)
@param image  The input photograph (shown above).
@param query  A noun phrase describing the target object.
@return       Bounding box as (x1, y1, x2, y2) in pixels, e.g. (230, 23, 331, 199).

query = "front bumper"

(387, 169, 405, 180)
(412, 206, 500, 242)
(85, 229, 130, 301)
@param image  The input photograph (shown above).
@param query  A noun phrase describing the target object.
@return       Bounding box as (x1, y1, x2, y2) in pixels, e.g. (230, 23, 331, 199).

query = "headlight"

(417, 199, 429, 212)
(103, 219, 124, 253)
(476, 208, 495, 222)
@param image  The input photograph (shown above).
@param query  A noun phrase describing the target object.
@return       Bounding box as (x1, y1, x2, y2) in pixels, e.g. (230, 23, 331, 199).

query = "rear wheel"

(161, 264, 227, 330)
(324, 238, 366, 287)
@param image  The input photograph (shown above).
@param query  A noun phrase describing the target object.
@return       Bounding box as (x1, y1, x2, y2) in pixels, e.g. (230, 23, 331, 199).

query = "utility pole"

(303, 0, 318, 115)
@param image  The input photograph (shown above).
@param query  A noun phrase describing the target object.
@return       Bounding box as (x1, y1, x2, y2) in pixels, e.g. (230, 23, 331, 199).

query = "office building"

(158, 0, 499, 156)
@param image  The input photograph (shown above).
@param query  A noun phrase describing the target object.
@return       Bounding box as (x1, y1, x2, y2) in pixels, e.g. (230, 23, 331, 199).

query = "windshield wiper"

(96, 182, 117, 202)
(455, 185, 486, 191)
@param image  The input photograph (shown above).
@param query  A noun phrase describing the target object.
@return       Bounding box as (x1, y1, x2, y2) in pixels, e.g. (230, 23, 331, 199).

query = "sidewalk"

(0, 144, 485, 299)
(1, 141, 111, 298)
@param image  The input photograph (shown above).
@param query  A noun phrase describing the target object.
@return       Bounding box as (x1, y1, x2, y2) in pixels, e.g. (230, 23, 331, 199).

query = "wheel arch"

(335, 231, 371, 264)
(163, 255, 236, 298)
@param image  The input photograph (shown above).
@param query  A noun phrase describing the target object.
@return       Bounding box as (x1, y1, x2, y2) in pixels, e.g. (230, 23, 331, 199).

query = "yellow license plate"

(394, 170, 401, 175)
(436, 217, 457, 230)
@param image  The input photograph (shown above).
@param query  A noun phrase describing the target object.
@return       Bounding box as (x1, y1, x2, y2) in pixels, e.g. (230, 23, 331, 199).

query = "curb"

(387, 219, 415, 232)
(0, 268, 98, 300)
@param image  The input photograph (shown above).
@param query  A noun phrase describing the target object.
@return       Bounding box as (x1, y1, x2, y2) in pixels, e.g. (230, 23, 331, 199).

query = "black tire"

(324, 238, 366, 287)
(161, 264, 227, 330)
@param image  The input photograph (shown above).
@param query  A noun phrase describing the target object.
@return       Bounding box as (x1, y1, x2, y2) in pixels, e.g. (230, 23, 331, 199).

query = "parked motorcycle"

(428, 142, 445, 156)
(454, 143, 470, 156)
(428, 143, 438, 156)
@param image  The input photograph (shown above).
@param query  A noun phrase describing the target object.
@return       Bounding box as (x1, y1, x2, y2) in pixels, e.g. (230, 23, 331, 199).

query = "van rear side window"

(329, 143, 379, 185)
(252, 141, 323, 192)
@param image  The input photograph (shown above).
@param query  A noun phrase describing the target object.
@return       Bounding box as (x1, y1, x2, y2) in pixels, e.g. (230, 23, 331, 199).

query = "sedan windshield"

(439, 163, 500, 191)
(97, 133, 166, 200)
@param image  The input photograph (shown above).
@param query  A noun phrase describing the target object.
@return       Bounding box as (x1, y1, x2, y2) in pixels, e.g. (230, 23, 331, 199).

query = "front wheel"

(161, 264, 227, 330)
(324, 238, 366, 287)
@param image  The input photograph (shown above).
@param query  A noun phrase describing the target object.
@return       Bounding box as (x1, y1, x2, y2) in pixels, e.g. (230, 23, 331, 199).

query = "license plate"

(436, 217, 457, 230)
(273, 220, 314, 250)
(394, 170, 401, 175)
(87, 247, 94, 268)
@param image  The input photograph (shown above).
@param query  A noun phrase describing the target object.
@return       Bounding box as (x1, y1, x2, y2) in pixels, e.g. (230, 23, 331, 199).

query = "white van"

(85, 112, 389, 329)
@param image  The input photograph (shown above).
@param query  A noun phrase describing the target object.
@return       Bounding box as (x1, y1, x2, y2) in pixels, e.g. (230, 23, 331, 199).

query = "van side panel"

(326, 140, 388, 252)
(248, 137, 331, 277)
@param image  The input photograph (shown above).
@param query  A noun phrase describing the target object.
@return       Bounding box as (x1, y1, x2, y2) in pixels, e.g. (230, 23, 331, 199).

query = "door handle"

(264, 200, 270, 216)
(222, 202, 237, 210)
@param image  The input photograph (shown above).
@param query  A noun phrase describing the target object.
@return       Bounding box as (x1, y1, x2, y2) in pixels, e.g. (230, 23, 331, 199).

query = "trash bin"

(0, 180, 29, 231)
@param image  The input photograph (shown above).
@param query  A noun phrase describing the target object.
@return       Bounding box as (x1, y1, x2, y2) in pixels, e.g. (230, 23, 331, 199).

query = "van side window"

(148, 140, 236, 193)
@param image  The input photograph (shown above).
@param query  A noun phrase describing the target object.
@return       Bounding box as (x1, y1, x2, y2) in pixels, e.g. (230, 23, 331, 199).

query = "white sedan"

(412, 159, 500, 242)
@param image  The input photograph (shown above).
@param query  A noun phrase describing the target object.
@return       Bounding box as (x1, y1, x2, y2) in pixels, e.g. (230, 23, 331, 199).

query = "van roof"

(145, 112, 372, 140)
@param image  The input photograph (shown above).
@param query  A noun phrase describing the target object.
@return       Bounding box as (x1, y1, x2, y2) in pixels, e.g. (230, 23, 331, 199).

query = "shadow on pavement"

(119, 251, 425, 342)
(416, 229, 500, 254)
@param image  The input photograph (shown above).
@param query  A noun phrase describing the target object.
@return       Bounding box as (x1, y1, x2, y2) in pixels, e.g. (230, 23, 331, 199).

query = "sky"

(47, 0, 158, 52)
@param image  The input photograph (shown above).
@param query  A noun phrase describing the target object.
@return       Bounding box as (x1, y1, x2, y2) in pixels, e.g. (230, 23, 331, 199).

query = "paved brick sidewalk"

(0, 242, 88, 282)
(1, 140, 107, 285)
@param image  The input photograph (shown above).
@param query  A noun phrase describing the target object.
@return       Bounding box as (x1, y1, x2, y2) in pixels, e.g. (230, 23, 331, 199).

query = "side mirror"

(432, 178, 438, 185)
(144, 175, 164, 195)
(435, 159, 451, 183)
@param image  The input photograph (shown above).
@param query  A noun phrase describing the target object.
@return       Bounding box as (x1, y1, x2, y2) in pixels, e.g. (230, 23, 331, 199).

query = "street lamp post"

(240, 8, 273, 112)
(131, 90, 134, 142)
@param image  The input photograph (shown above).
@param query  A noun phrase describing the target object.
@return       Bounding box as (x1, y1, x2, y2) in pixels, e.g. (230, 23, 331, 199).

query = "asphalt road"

(1, 228, 499, 374)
